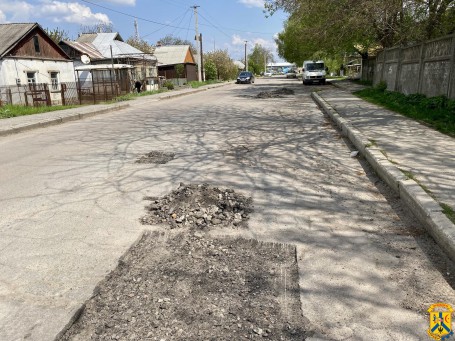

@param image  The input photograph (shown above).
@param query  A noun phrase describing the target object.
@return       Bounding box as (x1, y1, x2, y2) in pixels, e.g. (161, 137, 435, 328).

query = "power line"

(78, 0, 192, 31)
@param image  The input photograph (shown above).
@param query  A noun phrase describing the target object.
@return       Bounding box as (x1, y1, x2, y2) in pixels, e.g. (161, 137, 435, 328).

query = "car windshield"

(306, 63, 324, 71)
(239, 72, 251, 77)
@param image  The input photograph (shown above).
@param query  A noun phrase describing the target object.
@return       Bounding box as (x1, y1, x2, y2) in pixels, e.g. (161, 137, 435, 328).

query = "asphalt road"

(1, 77, 454, 340)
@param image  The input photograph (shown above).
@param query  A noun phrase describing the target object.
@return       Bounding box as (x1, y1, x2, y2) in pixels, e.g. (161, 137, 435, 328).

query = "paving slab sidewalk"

(0, 82, 231, 137)
(315, 81, 455, 260)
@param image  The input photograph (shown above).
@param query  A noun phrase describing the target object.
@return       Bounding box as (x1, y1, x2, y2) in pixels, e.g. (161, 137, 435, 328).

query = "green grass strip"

(0, 104, 79, 119)
(354, 87, 455, 137)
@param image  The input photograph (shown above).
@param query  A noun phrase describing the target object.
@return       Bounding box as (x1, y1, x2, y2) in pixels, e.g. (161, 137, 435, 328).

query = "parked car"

(236, 71, 255, 84)
(264, 71, 273, 77)
(286, 69, 298, 78)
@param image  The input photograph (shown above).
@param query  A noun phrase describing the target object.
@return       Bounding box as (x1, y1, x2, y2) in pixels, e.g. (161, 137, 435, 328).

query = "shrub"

(163, 81, 174, 90)
(375, 81, 387, 92)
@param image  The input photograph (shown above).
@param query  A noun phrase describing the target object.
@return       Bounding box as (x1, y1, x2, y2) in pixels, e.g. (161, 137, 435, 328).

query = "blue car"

(236, 71, 255, 84)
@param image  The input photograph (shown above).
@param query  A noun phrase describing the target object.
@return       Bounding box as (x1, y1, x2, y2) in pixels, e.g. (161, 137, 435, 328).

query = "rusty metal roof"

(61, 41, 104, 60)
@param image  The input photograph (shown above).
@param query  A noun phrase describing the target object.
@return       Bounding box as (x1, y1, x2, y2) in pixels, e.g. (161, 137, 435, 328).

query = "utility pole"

(134, 19, 139, 41)
(192, 5, 202, 81)
(244, 41, 248, 71)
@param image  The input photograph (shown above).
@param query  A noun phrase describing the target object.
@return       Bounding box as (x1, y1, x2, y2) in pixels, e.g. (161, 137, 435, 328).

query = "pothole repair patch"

(135, 151, 175, 164)
(256, 87, 295, 99)
(57, 231, 307, 341)
(141, 183, 253, 229)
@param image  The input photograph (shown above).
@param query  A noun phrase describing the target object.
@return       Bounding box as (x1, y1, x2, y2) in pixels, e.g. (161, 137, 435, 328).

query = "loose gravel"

(57, 231, 306, 341)
(140, 183, 254, 230)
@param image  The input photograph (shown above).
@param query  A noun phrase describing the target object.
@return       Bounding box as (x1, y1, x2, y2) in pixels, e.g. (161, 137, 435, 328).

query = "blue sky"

(0, 0, 288, 61)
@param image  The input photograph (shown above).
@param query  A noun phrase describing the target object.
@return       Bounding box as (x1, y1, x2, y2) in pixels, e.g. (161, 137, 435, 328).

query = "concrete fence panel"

(374, 34, 455, 99)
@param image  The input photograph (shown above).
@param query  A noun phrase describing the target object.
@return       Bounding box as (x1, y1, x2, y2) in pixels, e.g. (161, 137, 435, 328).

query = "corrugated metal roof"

(0, 23, 36, 57)
(76, 33, 152, 60)
(61, 41, 104, 59)
(154, 45, 194, 66)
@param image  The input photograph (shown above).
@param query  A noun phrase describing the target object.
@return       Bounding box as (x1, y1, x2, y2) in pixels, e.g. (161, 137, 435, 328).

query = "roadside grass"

(441, 203, 455, 224)
(188, 80, 223, 88)
(399, 168, 455, 224)
(0, 104, 79, 119)
(354, 86, 455, 137)
(351, 79, 373, 86)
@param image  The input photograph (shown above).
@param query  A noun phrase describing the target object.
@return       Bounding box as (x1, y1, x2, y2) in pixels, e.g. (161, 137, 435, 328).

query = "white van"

(302, 60, 326, 85)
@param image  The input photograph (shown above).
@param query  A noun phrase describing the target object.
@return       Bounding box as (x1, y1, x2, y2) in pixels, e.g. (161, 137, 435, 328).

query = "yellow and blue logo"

(428, 303, 454, 340)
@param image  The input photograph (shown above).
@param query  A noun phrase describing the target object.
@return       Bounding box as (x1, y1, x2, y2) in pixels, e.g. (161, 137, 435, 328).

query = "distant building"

(153, 45, 198, 84)
(267, 62, 296, 74)
(60, 32, 158, 92)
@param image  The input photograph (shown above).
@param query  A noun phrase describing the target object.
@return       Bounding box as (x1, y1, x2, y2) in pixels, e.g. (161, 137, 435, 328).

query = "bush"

(163, 81, 174, 90)
(375, 81, 387, 92)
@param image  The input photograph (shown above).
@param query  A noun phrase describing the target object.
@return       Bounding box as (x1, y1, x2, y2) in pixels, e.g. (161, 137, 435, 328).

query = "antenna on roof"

(81, 54, 91, 64)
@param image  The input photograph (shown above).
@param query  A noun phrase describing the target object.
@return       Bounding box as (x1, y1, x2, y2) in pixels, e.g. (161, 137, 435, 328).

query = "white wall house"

(0, 23, 75, 105)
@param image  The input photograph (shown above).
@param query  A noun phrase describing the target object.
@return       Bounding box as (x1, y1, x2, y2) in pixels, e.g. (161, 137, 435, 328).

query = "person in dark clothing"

(134, 80, 142, 93)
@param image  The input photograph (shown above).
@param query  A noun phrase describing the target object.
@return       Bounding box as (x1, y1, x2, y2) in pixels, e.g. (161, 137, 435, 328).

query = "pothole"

(135, 151, 175, 164)
(140, 183, 253, 230)
(224, 145, 253, 158)
(256, 87, 294, 98)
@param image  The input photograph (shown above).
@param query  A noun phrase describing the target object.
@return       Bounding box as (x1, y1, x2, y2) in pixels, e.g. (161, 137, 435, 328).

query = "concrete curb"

(311, 91, 455, 262)
(158, 81, 233, 100)
(0, 103, 129, 137)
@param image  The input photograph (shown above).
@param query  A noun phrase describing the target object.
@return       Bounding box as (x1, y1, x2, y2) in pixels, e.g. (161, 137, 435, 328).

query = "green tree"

(157, 34, 197, 54)
(79, 23, 114, 34)
(204, 60, 217, 80)
(126, 37, 155, 53)
(204, 50, 237, 80)
(247, 44, 274, 74)
(267, 0, 455, 63)
(44, 27, 70, 44)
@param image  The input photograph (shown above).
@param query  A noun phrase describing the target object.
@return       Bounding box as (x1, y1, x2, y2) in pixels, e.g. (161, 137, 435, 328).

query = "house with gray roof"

(60, 32, 158, 92)
(153, 45, 198, 83)
(0, 23, 75, 105)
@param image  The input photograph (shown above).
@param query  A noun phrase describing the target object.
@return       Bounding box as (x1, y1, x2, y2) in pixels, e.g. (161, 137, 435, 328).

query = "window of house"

(50, 72, 59, 90)
(33, 35, 40, 54)
(27, 72, 36, 84)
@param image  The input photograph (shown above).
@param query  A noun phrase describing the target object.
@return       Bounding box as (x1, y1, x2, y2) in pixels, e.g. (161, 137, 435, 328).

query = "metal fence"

(0, 80, 134, 107)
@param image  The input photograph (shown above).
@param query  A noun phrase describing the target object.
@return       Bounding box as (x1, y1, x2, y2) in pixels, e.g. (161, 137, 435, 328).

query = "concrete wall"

(374, 34, 455, 99)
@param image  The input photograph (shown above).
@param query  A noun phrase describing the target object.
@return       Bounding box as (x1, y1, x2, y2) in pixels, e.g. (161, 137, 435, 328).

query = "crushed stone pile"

(256, 87, 295, 98)
(141, 183, 253, 229)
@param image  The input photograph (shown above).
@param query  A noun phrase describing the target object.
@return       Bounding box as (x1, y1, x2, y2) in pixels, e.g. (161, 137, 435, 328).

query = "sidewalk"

(0, 82, 231, 137)
(313, 80, 455, 261)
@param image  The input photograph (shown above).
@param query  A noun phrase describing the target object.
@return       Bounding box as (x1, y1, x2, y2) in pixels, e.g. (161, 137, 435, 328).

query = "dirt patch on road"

(58, 231, 307, 341)
(136, 151, 175, 164)
(256, 88, 295, 99)
(140, 183, 253, 230)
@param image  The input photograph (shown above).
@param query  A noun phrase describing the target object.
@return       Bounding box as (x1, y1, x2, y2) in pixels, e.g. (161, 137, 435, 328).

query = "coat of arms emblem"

(428, 303, 454, 340)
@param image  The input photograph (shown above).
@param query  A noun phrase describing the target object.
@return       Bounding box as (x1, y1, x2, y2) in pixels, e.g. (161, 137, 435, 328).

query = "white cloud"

(0, 1, 111, 25)
(238, 0, 264, 8)
(0, 10, 6, 23)
(101, 0, 135, 5)
(0, 2, 34, 22)
(231, 34, 246, 46)
(38, 1, 111, 24)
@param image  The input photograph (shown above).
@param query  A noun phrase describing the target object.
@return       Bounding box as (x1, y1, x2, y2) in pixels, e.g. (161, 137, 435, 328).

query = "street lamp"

(244, 41, 248, 71)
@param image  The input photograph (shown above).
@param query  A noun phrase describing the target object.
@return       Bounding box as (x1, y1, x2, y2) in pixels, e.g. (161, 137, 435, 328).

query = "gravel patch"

(256, 88, 295, 99)
(57, 231, 307, 341)
(140, 183, 254, 230)
(136, 151, 175, 164)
